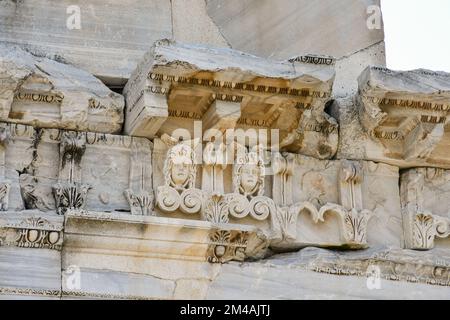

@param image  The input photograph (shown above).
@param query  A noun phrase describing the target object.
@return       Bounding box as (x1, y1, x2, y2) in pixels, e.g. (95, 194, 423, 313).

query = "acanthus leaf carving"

(53, 182, 91, 215)
(319, 204, 373, 247)
(202, 193, 229, 224)
(412, 212, 450, 250)
(400, 169, 450, 250)
(124, 189, 154, 216)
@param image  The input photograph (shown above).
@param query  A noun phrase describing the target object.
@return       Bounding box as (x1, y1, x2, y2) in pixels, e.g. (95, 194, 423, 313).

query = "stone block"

(0, 44, 124, 133)
(339, 66, 450, 169)
(124, 40, 338, 158)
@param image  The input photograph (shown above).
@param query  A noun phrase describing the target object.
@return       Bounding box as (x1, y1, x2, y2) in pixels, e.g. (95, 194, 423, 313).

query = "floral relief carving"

(53, 182, 91, 215)
(207, 229, 249, 264)
(401, 169, 450, 250)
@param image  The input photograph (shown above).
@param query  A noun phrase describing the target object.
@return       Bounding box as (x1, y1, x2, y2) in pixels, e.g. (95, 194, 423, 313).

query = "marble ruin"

(0, 0, 449, 300)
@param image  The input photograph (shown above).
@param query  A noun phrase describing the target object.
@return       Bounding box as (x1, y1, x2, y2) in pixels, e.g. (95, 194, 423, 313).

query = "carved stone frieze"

(0, 123, 154, 214)
(0, 211, 63, 250)
(157, 142, 278, 234)
(153, 139, 392, 250)
(270, 153, 397, 250)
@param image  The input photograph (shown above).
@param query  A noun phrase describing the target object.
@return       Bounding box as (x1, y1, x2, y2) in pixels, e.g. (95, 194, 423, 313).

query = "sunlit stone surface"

(0, 0, 449, 300)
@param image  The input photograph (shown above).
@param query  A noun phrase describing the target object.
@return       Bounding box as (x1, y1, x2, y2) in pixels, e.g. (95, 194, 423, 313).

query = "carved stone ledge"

(64, 210, 268, 268)
(123, 40, 337, 157)
(261, 246, 450, 287)
(341, 66, 450, 168)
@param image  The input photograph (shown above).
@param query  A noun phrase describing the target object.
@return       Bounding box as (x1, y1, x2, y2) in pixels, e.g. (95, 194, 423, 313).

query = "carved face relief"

(164, 143, 196, 190)
(240, 163, 260, 195)
(234, 147, 264, 198)
(171, 162, 191, 187)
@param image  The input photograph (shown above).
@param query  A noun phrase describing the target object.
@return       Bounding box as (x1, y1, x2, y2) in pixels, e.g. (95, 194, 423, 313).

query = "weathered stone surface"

(0, 123, 152, 214)
(401, 168, 450, 250)
(205, 0, 384, 60)
(0, 0, 384, 86)
(3, 1, 450, 301)
(207, 247, 450, 299)
(0, 211, 63, 299)
(0, 246, 61, 299)
(339, 66, 450, 169)
(62, 268, 175, 300)
(333, 41, 386, 98)
(172, 0, 229, 48)
(0, 44, 124, 133)
(0, 0, 172, 85)
(62, 210, 263, 298)
(124, 40, 338, 158)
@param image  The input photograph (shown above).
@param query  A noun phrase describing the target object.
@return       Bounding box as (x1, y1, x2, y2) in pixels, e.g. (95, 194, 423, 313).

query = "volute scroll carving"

(272, 155, 373, 247)
(225, 145, 276, 223)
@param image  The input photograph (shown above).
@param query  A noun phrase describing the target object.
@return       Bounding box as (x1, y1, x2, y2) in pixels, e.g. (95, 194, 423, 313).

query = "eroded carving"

(0, 182, 10, 211)
(59, 131, 86, 183)
(124, 140, 154, 215)
(207, 229, 248, 263)
(19, 174, 53, 211)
